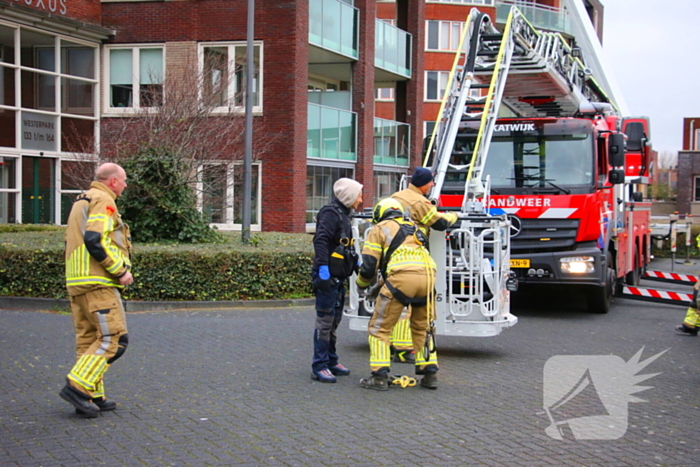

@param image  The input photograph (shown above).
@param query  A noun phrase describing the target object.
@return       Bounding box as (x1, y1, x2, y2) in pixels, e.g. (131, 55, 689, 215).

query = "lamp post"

(242, 0, 254, 243)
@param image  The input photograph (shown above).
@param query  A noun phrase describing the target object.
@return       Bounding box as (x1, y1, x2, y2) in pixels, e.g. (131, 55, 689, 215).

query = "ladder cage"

(444, 215, 511, 321)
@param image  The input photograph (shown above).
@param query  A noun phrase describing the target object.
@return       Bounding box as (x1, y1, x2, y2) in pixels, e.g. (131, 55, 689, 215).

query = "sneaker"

(311, 369, 337, 383)
(359, 373, 389, 391)
(392, 350, 416, 364)
(329, 364, 351, 376)
(676, 324, 698, 336)
(59, 381, 100, 417)
(76, 398, 116, 417)
(419, 372, 438, 390)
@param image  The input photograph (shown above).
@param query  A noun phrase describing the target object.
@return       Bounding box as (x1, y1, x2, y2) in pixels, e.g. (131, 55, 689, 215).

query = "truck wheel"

(587, 263, 614, 314)
(625, 252, 640, 286)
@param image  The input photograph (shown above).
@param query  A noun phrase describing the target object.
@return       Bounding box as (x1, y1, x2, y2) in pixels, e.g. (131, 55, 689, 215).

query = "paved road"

(1, 258, 699, 466)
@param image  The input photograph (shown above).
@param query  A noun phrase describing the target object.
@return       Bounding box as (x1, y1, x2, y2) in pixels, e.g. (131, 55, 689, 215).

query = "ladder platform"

(620, 285, 693, 306)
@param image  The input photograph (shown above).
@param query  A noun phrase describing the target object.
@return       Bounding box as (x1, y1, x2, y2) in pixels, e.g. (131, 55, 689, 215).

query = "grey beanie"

(333, 178, 363, 208)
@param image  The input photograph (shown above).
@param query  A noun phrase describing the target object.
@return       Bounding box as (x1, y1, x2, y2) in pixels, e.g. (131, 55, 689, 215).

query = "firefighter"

(677, 292, 700, 336)
(59, 163, 133, 418)
(388, 167, 459, 363)
(356, 198, 439, 390)
(311, 177, 363, 383)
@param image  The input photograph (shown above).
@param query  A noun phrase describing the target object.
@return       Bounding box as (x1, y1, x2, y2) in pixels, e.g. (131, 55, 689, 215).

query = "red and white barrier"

(621, 285, 693, 306)
(643, 270, 697, 285)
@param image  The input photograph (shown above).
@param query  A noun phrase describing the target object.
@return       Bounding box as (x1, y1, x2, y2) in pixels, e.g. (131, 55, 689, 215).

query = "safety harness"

(380, 218, 428, 307)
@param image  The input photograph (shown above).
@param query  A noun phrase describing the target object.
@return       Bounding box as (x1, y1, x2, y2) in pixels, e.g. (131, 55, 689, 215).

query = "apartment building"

(0, 0, 423, 233)
(0, 0, 604, 232)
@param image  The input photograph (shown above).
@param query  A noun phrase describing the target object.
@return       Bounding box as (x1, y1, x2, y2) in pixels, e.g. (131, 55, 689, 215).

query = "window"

(375, 88, 394, 101)
(424, 121, 437, 141)
(374, 170, 405, 206)
(0, 156, 18, 224)
(306, 165, 354, 223)
(60, 159, 96, 224)
(200, 42, 262, 112)
(106, 45, 164, 110)
(695, 129, 700, 150)
(198, 161, 262, 230)
(695, 177, 700, 202)
(426, 21, 466, 51)
(425, 71, 449, 101)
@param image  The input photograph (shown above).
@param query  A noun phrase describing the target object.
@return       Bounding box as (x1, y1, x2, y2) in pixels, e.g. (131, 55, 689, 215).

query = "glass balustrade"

(373, 117, 410, 167)
(309, 0, 359, 59)
(375, 19, 411, 78)
(496, 1, 570, 35)
(308, 103, 357, 161)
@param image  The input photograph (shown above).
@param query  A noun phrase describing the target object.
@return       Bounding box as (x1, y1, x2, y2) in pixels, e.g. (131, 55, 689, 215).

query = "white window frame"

(196, 160, 262, 231)
(695, 129, 700, 150)
(426, 20, 467, 52)
(198, 41, 263, 114)
(375, 88, 395, 101)
(0, 155, 20, 224)
(695, 176, 700, 202)
(425, 71, 450, 101)
(103, 44, 165, 115)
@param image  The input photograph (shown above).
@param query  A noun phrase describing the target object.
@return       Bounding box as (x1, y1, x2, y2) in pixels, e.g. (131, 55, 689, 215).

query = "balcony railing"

(309, 0, 359, 59)
(308, 103, 357, 161)
(374, 117, 410, 167)
(496, 1, 570, 35)
(375, 19, 412, 78)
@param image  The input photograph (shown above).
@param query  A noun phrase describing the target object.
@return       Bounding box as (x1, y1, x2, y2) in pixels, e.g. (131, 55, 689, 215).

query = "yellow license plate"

(510, 259, 531, 268)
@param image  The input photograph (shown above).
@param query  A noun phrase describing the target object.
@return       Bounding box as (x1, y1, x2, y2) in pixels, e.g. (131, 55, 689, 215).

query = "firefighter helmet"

(372, 198, 403, 224)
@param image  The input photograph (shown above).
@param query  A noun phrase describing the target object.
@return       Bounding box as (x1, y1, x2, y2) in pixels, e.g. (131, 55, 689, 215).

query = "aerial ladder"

(346, 6, 617, 335)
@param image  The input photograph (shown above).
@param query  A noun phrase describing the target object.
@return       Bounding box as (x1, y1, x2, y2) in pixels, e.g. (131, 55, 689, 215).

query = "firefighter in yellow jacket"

(388, 167, 458, 364)
(59, 162, 133, 418)
(356, 198, 440, 390)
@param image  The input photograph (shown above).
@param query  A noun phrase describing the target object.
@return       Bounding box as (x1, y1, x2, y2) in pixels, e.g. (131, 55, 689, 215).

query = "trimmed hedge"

(0, 228, 315, 301)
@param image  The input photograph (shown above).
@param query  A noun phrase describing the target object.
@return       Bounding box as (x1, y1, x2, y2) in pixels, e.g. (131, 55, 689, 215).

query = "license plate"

(510, 259, 531, 268)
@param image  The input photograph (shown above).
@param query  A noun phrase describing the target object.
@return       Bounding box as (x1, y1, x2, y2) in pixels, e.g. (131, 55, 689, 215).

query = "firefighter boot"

(419, 372, 438, 390)
(76, 398, 117, 418)
(59, 380, 100, 417)
(676, 323, 698, 336)
(359, 371, 389, 391)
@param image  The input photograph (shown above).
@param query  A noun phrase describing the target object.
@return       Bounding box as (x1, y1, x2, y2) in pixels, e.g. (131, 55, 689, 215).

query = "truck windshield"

(446, 119, 594, 193)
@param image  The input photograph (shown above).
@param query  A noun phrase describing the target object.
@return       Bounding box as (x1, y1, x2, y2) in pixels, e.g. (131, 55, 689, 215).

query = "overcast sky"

(601, 0, 700, 155)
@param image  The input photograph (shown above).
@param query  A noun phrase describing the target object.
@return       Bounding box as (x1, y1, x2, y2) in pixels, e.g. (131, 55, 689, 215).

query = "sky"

(601, 0, 700, 157)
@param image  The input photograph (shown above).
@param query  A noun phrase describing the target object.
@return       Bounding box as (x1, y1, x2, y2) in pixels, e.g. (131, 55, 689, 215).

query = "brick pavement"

(1, 258, 699, 466)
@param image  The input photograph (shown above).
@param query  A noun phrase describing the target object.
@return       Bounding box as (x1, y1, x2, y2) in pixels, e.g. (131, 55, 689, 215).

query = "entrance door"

(21, 156, 55, 224)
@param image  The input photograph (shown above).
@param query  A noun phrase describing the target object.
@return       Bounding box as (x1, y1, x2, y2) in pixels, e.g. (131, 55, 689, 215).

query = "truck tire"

(587, 261, 615, 314)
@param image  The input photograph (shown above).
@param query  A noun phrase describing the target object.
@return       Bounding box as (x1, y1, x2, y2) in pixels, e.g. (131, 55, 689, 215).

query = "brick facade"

(0, 0, 102, 24)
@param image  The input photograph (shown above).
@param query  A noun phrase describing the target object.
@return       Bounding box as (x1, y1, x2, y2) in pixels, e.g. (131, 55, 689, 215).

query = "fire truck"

(437, 111, 652, 314)
(345, 5, 651, 338)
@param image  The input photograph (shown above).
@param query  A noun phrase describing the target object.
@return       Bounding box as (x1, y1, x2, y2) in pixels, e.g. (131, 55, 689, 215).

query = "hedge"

(0, 227, 315, 301)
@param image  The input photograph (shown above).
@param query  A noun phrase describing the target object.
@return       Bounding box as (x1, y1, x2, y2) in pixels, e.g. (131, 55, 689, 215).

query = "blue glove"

(319, 265, 331, 280)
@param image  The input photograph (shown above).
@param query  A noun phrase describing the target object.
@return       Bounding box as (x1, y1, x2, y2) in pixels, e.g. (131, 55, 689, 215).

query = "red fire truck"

(435, 109, 652, 313)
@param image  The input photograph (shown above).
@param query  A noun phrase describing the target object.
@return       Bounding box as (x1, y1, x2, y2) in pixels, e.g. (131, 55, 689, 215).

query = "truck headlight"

(560, 256, 595, 274)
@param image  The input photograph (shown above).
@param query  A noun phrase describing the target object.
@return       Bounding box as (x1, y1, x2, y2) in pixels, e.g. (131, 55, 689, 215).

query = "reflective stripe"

(420, 206, 437, 225)
(369, 335, 391, 369)
(66, 277, 120, 287)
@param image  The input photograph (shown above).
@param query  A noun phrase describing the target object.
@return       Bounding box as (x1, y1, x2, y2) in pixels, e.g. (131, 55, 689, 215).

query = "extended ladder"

(425, 6, 613, 205)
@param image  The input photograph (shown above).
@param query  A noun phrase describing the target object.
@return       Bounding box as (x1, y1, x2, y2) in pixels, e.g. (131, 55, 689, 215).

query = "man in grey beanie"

(310, 177, 363, 383)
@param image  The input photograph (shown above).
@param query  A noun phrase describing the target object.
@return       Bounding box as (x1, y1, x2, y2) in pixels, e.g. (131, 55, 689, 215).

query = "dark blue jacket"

(312, 198, 352, 270)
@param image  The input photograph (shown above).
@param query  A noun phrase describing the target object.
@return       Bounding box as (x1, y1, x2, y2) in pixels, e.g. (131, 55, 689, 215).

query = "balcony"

(374, 118, 410, 167)
(309, 0, 359, 60)
(496, 1, 571, 36)
(307, 103, 357, 161)
(375, 19, 412, 81)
